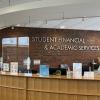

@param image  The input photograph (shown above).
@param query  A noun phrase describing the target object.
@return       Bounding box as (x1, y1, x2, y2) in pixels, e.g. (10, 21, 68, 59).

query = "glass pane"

(2, 38, 17, 46)
(2, 38, 17, 67)
(18, 37, 29, 72)
(18, 37, 29, 46)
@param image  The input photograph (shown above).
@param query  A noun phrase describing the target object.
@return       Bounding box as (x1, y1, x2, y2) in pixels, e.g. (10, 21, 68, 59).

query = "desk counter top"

(0, 71, 100, 81)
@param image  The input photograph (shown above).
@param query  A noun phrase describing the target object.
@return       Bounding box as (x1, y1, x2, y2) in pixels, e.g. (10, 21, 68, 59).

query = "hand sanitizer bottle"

(67, 67, 71, 78)
(89, 66, 91, 72)
(27, 57, 31, 73)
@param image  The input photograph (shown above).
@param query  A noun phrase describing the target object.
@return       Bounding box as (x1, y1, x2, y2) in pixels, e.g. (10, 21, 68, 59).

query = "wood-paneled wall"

(0, 27, 100, 67)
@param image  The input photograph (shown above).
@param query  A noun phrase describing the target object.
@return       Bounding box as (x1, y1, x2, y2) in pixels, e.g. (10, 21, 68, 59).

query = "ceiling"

(0, 0, 37, 8)
(1, 0, 100, 30)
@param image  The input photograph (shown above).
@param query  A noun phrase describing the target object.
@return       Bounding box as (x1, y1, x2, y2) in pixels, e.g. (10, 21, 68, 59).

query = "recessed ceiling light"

(11, 26, 14, 30)
(60, 26, 65, 29)
(16, 24, 21, 26)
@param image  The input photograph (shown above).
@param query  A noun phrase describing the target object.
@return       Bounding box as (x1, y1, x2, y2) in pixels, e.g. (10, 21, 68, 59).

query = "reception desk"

(0, 72, 100, 100)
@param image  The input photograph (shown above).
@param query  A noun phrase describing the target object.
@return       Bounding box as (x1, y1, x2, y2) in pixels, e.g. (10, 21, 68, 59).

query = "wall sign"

(32, 36, 100, 51)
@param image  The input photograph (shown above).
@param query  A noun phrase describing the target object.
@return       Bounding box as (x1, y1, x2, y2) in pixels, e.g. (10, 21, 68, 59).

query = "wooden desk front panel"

(0, 75, 26, 89)
(0, 74, 100, 100)
(0, 75, 26, 100)
(27, 77, 100, 100)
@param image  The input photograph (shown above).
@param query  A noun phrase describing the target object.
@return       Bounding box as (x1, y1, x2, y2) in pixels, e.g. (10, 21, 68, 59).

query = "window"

(2, 37, 17, 46)
(18, 37, 29, 46)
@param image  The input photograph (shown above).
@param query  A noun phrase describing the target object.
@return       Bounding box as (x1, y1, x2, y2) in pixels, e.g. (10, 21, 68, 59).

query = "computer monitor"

(49, 67, 66, 75)
(82, 64, 99, 76)
(59, 68, 66, 75)
(49, 67, 58, 75)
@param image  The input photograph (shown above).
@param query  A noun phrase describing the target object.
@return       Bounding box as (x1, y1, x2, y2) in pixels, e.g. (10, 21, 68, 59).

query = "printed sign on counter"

(3, 63, 9, 72)
(10, 62, 18, 73)
(84, 72, 94, 79)
(73, 63, 82, 79)
(39, 64, 49, 77)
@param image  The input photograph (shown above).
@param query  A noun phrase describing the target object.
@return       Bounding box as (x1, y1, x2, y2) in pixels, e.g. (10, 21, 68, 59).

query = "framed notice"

(73, 63, 82, 79)
(84, 72, 94, 79)
(39, 65, 49, 77)
(10, 62, 18, 73)
(34, 59, 41, 65)
(3, 63, 9, 72)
